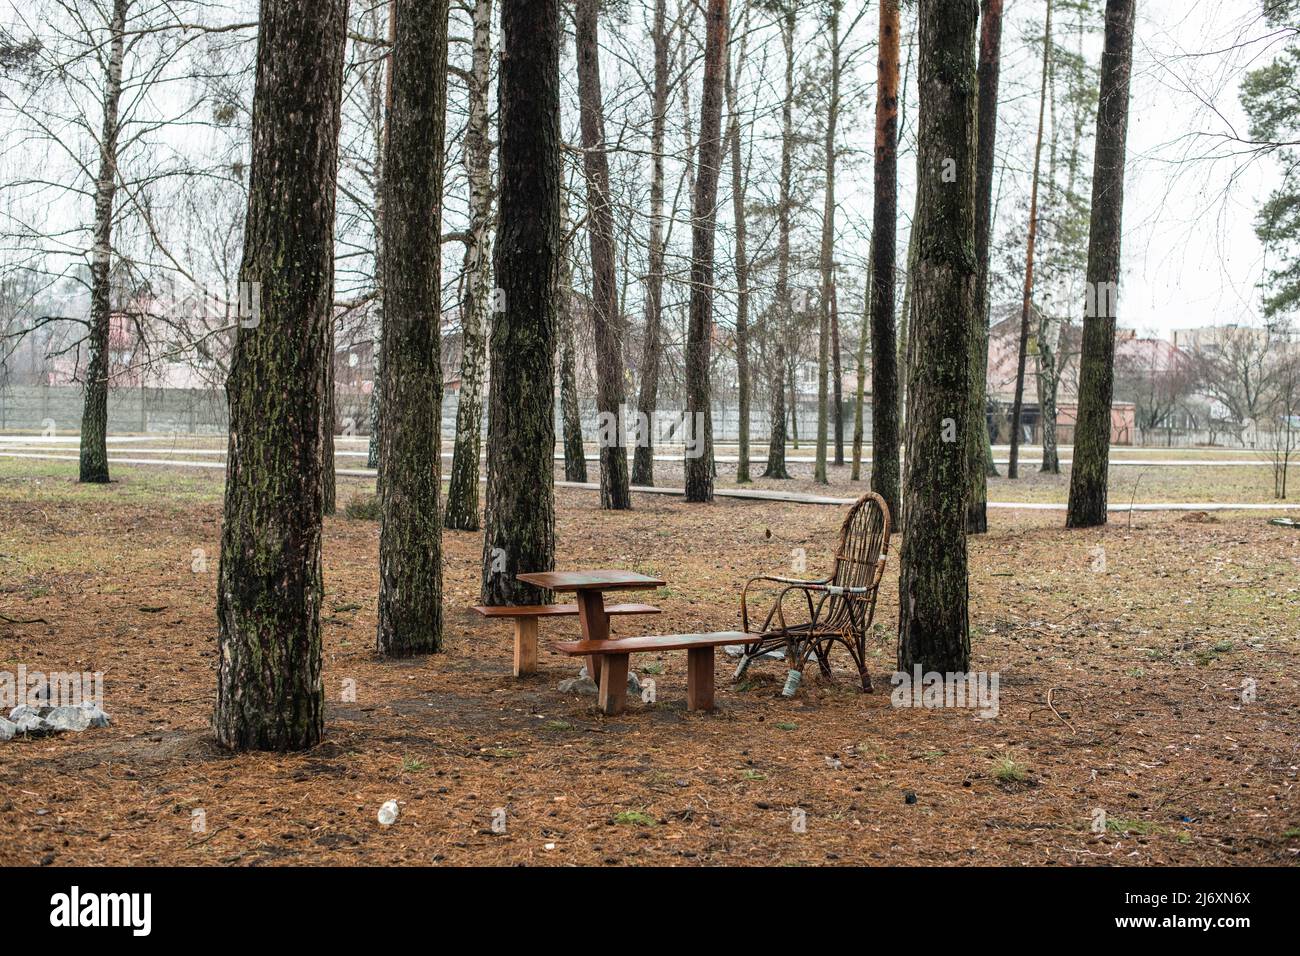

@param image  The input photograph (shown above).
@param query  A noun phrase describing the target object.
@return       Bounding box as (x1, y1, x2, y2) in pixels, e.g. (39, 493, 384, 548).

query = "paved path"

(2, 448, 1297, 512)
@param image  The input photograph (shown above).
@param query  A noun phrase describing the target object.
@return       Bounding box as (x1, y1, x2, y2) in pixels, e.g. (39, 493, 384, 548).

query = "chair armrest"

(741, 575, 831, 631)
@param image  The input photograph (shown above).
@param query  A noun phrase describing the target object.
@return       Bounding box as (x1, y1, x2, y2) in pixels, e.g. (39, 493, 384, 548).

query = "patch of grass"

(612, 810, 656, 827)
(1283, 827, 1300, 839)
(640, 662, 663, 675)
(1106, 817, 1160, 836)
(1212, 640, 1234, 653)
(401, 756, 427, 772)
(775, 721, 798, 731)
(343, 495, 382, 521)
(741, 769, 767, 781)
(992, 757, 1028, 784)
(542, 719, 573, 731)
(1193, 649, 1219, 666)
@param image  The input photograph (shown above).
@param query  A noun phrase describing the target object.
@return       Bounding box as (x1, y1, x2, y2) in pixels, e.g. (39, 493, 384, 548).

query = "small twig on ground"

(0, 612, 48, 624)
(1047, 687, 1075, 734)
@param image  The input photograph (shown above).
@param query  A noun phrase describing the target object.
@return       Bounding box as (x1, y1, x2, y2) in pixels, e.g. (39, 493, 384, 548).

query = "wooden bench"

(471, 603, 660, 676)
(554, 631, 758, 715)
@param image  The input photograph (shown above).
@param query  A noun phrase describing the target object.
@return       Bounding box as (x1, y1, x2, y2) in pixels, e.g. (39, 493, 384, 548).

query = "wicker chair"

(736, 491, 892, 694)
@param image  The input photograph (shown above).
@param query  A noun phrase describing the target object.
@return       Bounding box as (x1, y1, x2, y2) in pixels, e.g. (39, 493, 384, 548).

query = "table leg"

(598, 653, 629, 715)
(513, 617, 538, 677)
(687, 645, 715, 712)
(576, 590, 609, 684)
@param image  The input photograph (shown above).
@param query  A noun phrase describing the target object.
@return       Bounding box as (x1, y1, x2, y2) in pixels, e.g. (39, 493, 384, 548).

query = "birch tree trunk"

(684, 0, 729, 502)
(869, 0, 901, 516)
(481, 0, 560, 604)
(376, 0, 449, 656)
(575, 0, 631, 510)
(632, 0, 670, 488)
(79, 0, 127, 485)
(814, 1, 841, 486)
(897, 0, 977, 675)
(445, 0, 495, 531)
(214, 0, 349, 750)
(1067, 0, 1135, 527)
(559, 199, 588, 483)
(966, 0, 1004, 533)
(368, 4, 395, 474)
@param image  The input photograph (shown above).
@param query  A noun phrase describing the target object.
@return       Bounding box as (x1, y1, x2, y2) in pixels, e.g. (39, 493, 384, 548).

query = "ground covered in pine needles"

(0, 461, 1297, 866)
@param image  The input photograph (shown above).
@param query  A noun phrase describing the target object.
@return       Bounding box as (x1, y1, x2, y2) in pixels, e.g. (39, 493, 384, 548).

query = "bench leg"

(597, 653, 629, 716)
(687, 646, 715, 712)
(513, 618, 538, 677)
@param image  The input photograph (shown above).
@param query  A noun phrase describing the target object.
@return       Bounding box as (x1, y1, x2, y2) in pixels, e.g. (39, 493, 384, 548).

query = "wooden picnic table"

(516, 569, 665, 681)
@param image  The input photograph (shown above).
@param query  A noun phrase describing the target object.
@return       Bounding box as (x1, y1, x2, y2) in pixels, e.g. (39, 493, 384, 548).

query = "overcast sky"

(1084, 0, 1282, 335)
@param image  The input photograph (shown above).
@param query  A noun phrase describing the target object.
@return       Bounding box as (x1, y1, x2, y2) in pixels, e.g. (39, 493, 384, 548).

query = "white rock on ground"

(45, 706, 91, 732)
(0, 717, 15, 741)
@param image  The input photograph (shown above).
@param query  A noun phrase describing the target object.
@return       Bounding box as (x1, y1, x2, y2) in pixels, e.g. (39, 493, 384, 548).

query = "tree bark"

(481, 0, 560, 604)
(445, 0, 495, 531)
(966, 0, 1004, 533)
(1009, 0, 1052, 480)
(368, 3, 396, 474)
(814, 1, 841, 486)
(851, 259, 871, 481)
(558, 199, 588, 483)
(632, 0, 670, 488)
(79, 0, 127, 485)
(1067, 0, 1135, 528)
(762, 4, 796, 480)
(726, 9, 752, 484)
(214, 0, 349, 750)
(575, 0, 631, 510)
(684, 0, 729, 502)
(897, 0, 977, 675)
(869, 0, 900, 516)
(376, 0, 448, 657)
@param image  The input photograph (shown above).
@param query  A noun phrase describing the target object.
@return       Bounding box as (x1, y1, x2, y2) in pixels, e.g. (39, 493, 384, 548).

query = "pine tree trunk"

(481, 0, 560, 605)
(80, 0, 127, 485)
(575, 0, 631, 510)
(727, 17, 752, 485)
(897, 0, 977, 675)
(762, 6, 796, 481)
(966, 0, 1004, 533)
(1009, 0, 1052, 480)
(445, 0, 494, 531)
(214, 0, 349, 750)
(869, 0, 900, 516)
(814, 2, 841, 486)
(632, 0, 670, 488)
(376, 0, 448, 657)
(684, 0, 729, 502)
(1067, 0, 1134, 528)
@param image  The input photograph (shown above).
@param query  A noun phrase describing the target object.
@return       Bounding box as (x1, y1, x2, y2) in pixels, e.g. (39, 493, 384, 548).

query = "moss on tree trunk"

(214, 0, 349, 751)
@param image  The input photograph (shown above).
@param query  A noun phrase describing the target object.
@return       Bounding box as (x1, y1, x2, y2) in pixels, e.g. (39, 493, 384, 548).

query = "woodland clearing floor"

(0, 460, 1297, 866)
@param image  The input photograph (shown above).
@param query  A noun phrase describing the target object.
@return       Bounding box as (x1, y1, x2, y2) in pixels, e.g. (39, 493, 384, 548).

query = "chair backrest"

(827, 492, 892, 618)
